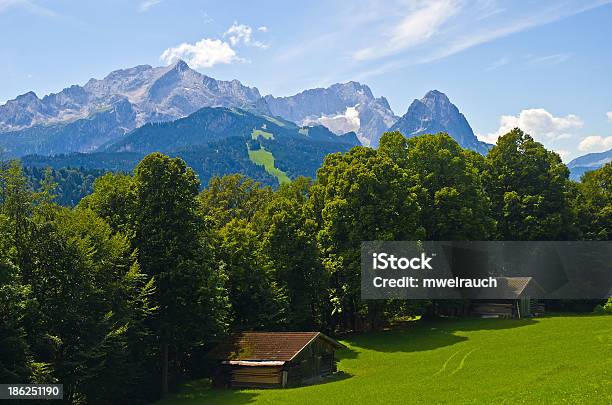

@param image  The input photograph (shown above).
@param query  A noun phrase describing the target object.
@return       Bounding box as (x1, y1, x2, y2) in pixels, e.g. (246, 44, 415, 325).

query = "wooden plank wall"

(231, 366, 283, 388)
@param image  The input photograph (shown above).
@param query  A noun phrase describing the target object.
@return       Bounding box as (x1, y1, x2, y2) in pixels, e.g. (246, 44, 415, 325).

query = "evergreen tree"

(0, 213, 33, 383)
(130, 153, 224, 395)
(0, 161, 157, 403)
(259, 178, 327, 330)
(218, 218, 285, 330)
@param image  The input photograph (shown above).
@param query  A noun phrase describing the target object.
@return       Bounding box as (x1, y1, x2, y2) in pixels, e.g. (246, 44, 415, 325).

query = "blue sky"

(1, 0, 611, 160)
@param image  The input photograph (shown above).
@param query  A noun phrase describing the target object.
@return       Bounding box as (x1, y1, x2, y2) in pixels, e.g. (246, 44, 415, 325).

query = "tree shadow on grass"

(158, 379, 259, 405)
(157, 368, 355, 404)
(530, 311, 607, 319)
(447, 317, 537, 332)
(289, 370, 354, 388)
(339, 317, 537, 355)
(339, 327, 467, 357)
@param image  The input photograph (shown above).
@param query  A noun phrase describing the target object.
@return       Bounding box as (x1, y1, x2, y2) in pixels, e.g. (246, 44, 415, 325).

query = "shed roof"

(546, 279, 604, 299)
(474, 277, 546, 299)
(209, 332, 345, 362)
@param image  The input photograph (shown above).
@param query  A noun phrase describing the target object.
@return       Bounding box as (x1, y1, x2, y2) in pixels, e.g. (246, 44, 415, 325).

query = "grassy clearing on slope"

(263, 116, 286, 127)
(158, 315, 612, 405)
(248, 147, 290, 185)
(251, 129, 274, 140)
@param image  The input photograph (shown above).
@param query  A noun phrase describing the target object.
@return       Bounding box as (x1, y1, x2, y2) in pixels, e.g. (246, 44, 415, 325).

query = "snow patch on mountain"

(302, 105, 362, 140)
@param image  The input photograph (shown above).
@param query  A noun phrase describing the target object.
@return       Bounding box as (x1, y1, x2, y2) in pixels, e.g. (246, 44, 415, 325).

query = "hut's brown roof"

(474, 277, 546, 299)
(209, 332, 344, 362)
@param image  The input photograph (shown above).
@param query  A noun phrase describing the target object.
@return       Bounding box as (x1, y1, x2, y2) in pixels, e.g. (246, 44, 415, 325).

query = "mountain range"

(0, 60, 264, 133)
(1, 59, 603, 184)
(567, 148, 612, 180)
(0, 60, 266, 156)
(0, 60, 488, 155)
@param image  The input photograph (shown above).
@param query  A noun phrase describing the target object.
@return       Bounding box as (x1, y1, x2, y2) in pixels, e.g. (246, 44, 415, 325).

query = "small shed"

(471, 277, 546, 318)
(209, 332, 345, 388)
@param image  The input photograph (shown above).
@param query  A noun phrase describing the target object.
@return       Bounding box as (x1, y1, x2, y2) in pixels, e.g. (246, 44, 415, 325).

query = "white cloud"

(578, 136, 612, 153)
(346, 0, 609, 79)
(201, 11, 213, 24)
(302, 106, 361, 137)
(160, 38, 239, 68)
(0, 0, 59, 17)
(353, 0, 461, 61)
(0, 0, 21, 12)
(258, 26, 268, 33)
(476, 132, 501, 145)
(160, 22, 270, 68)
(225, 22, 252, 46)
(485, 57, 509, 72)
(607, 112, 612, 122)
(525, 53, 572, 66)
(225, 22, 269, 49)
(478, 108, 583, 144)
(555, 150, 572, 161)
(139, 0, 163, 12)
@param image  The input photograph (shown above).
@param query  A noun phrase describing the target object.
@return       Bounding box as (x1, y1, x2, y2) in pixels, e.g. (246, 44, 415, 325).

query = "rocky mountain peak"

(391, 90, 490, 154)
(171, 59, 190, 72)
(329, 81, 374, 100)
(422, 89, 448, 101)
(377, 96, 392, 111)
(416, 89, 455, 115)
(263, 81, 396, 146)
(15, 91, 40, 103)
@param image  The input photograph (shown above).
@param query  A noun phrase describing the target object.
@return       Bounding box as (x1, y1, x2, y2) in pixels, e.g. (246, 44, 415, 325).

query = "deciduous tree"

(485, 128, 578, 240)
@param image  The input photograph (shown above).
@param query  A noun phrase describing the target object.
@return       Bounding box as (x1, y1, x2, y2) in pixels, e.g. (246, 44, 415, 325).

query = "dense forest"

(1, 129, 611, 403)
(24, 166, 107, 207)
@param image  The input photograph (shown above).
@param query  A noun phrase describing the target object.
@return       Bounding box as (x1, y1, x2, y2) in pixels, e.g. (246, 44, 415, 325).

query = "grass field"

(251, 129, 274, 140)
(263, 116, 286, 127)
(248, 147, 290, 184)
(159, 315, 612, 404)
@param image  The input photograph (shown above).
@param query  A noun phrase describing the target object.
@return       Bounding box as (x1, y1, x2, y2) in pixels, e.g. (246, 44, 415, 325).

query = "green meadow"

(251, 129, 274, 140)
(159, 315, 612, 405)
(248, 147, 291, 184)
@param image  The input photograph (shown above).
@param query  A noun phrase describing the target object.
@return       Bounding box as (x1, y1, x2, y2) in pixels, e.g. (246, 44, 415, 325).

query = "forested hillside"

(24, 166, 106, 206)
(22, 107, 360, 189)
(1, 129, 610, 403)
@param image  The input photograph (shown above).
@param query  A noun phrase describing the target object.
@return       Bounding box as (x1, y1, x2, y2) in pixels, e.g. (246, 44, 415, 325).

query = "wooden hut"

(209, 332, 345, 388)
(471, 277, 546, 318)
